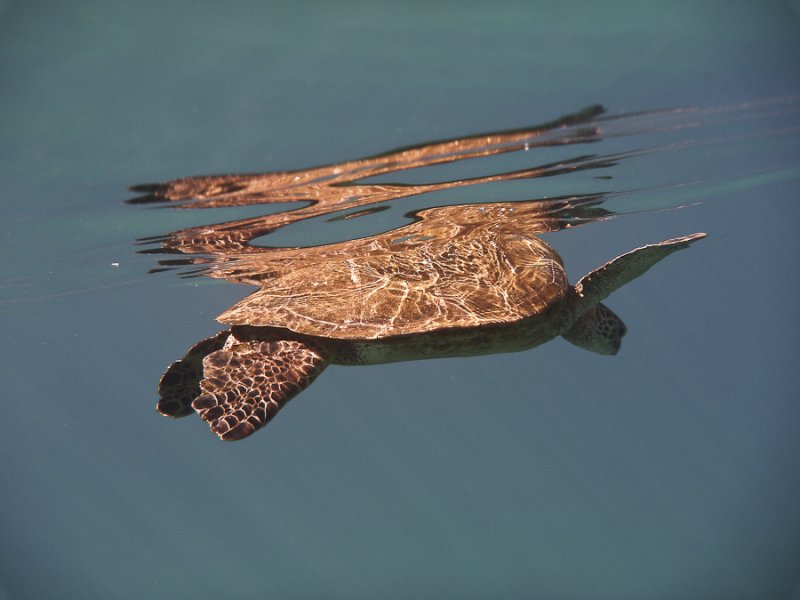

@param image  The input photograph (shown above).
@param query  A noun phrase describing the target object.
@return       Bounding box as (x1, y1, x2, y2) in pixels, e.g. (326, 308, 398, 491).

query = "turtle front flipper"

(157, 330, 231, 418)
(574, 233, 707, 307)
(192, 339, 329, 441)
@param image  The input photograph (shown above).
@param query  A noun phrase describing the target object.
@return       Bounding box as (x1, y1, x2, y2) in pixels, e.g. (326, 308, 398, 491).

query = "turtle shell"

(216, 204, 569, 340)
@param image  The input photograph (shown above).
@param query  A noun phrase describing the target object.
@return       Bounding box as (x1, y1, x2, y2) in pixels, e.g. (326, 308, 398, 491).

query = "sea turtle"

(156, 205, 705, 441)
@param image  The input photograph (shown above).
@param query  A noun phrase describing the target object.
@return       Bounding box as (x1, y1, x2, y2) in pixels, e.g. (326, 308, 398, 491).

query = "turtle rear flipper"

(157, 331, 231, 417)
(575, 233, 707, 308)
(562, 303, 627, 355)
(192, 339, 329, 441)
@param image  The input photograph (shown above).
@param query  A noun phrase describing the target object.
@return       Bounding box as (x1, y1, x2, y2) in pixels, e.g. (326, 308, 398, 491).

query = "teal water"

(2, 2, 800, 599)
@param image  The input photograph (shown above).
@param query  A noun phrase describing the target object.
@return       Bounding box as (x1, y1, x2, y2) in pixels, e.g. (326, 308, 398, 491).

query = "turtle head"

(562, 303, 627, 355)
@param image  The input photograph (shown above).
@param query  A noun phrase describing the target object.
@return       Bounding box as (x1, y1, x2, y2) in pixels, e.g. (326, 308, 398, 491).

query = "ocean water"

(2, 2, 799, 599)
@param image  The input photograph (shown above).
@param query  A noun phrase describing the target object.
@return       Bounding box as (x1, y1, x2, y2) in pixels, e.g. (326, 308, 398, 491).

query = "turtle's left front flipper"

(192, 339, 329, 441)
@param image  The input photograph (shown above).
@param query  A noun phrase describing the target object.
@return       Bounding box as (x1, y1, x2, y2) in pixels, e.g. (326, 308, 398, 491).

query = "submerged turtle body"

(157, 217, 706, 441)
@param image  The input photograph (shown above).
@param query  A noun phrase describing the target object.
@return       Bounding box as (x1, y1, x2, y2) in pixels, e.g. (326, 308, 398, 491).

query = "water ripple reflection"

(130, 97, 797, 280)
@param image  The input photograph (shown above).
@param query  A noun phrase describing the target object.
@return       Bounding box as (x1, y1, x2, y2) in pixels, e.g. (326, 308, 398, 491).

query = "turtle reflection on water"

(156, 201, 705, 441)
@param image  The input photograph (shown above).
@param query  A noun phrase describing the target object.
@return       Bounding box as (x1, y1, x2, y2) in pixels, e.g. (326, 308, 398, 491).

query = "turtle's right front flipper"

(192, 338, 329, 441)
